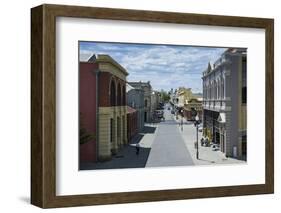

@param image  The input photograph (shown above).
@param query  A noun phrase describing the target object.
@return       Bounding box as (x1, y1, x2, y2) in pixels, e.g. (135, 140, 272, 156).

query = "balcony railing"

(203, 99, 225, 109)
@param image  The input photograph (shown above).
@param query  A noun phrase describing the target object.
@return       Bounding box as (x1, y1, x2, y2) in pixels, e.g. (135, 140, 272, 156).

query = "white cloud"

(79, 42, 226, 92)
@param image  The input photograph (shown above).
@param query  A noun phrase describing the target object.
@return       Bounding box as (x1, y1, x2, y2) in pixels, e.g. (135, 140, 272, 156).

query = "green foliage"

(160, 90, 170, 102)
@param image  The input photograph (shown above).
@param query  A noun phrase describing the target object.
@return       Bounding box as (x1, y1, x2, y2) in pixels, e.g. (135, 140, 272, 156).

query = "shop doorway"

(117, 117, 121, 147)
(144, 112, 147, 122)
(215, 131, 220, 145)
(110, 118, 114, 143)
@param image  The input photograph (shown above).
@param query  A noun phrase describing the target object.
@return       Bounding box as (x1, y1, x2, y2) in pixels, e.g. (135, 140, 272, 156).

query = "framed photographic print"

(31, 4, 274, 208)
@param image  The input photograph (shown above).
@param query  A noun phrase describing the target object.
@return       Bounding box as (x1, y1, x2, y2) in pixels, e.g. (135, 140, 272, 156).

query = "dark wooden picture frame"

(31, 4, 274, 208)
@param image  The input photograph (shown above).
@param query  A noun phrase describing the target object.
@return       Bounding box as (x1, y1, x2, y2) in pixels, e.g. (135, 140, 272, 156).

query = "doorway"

(215, 131, 220, 145)
(144, 112, 147, 123)
(117, 117, 121, 147)
(110, 118, 114, 143)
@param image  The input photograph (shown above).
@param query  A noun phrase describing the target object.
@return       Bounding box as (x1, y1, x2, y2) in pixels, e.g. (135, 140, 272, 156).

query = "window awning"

(217, 113, 226, 123)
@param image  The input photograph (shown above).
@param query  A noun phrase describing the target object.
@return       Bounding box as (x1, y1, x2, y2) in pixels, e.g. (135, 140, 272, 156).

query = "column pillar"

(225, 111, 232, 157)
(98, 108, 111, 161)
(123, 108, 128, 144)
(111, 107, 118, 154)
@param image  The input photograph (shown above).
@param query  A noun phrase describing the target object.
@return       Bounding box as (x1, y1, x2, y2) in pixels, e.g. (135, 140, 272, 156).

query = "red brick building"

(79, 54, 128, 164)
(79, 62, 98, 163)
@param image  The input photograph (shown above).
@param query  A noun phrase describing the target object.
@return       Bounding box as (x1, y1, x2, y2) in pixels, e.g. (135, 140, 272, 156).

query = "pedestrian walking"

(136, 143, 140, 155)
(180, 117, 183, 131)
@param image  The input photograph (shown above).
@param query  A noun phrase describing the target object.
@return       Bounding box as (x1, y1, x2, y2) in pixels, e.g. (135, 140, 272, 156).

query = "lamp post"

(195, 114, 200, 159)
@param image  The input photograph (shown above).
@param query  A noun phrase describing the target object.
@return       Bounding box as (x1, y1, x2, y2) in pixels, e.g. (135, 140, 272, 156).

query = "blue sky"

(79, 41, 226, 93)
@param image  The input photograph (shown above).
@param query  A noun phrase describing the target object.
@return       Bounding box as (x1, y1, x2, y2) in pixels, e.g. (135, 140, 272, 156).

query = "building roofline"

(128, 81, 152, 87)
(202, 47, 247, 78)
(87, 54, 129, 76)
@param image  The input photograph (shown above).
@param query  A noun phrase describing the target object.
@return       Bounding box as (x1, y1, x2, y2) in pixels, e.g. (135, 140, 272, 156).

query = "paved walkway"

(145, 109, 194, 167)
(80, 104, 245, 171)
(174, 115, 245, 166)
(80, 125, 156, 170)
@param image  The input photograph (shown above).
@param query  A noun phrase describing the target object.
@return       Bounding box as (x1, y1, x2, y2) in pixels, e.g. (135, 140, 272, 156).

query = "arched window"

(213, 81, 216, 99)
(214, 80, 217, 99)
(210, 81, 213, 99)
(217, 79, 221, 99)
(117, 83, 121, 106)
(212, 81, 214, 99)
(207, 83, 209, 100)
(122, 85, 126, 105)
(208, 84, 211, 100)
(110, 80, 116, 106)
(221, 78, 225, 99)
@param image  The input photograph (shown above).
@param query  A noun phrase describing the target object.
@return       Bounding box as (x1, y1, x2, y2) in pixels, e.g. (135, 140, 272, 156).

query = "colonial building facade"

(79, 54, 128, 163)
(202, 48, 247, 160)
(183, 98, 203, 121)
(151, 91, 162, 110)
(176, 87, 193, 108)
(127, 106, 138, 142)
(170, 87, 203, 121)
(128, 81, 152, 123)
(126, 83, 145, 132)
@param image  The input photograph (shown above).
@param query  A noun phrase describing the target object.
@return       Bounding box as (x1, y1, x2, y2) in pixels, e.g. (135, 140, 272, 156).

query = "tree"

(159, 90, 170, 102)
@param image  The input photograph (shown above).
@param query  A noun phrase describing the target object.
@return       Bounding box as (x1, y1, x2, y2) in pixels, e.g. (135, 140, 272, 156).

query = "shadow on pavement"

(141, 125, 157, 133)
(79, 133, 151, 170)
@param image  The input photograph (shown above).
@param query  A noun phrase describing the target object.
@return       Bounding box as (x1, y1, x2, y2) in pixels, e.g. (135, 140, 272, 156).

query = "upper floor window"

(117, 83, 121, 106)
(122, 85, 126, 105)
(221, 79, 225, 99)
(110, 80, 116, 106)
(145, 99, 148, 107)
(208, 84, 212, 99)
(217, 79, 221, 100)
(214, 81, 217, 99)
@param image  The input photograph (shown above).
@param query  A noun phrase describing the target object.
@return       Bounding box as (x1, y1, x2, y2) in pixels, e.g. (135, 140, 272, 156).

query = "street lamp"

(194, 114, 200, 159)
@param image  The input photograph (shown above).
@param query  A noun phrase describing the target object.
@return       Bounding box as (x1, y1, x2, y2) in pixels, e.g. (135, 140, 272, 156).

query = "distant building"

(183, 98, 203, 121)
(170, 87, 202, 120)
(202, 48, 247, 160)
(151, 90, 161, 110)
(128, 81, 152, 123)
(176, 87, 194, 108)
(126, 83, 145, 132)
(127, 106, 138, 142)
(169, 88, 177, 106)
(79, 54, 128, 163)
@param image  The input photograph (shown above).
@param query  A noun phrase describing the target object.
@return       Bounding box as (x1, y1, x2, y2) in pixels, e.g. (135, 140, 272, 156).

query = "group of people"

(200, 137, 210, 147)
